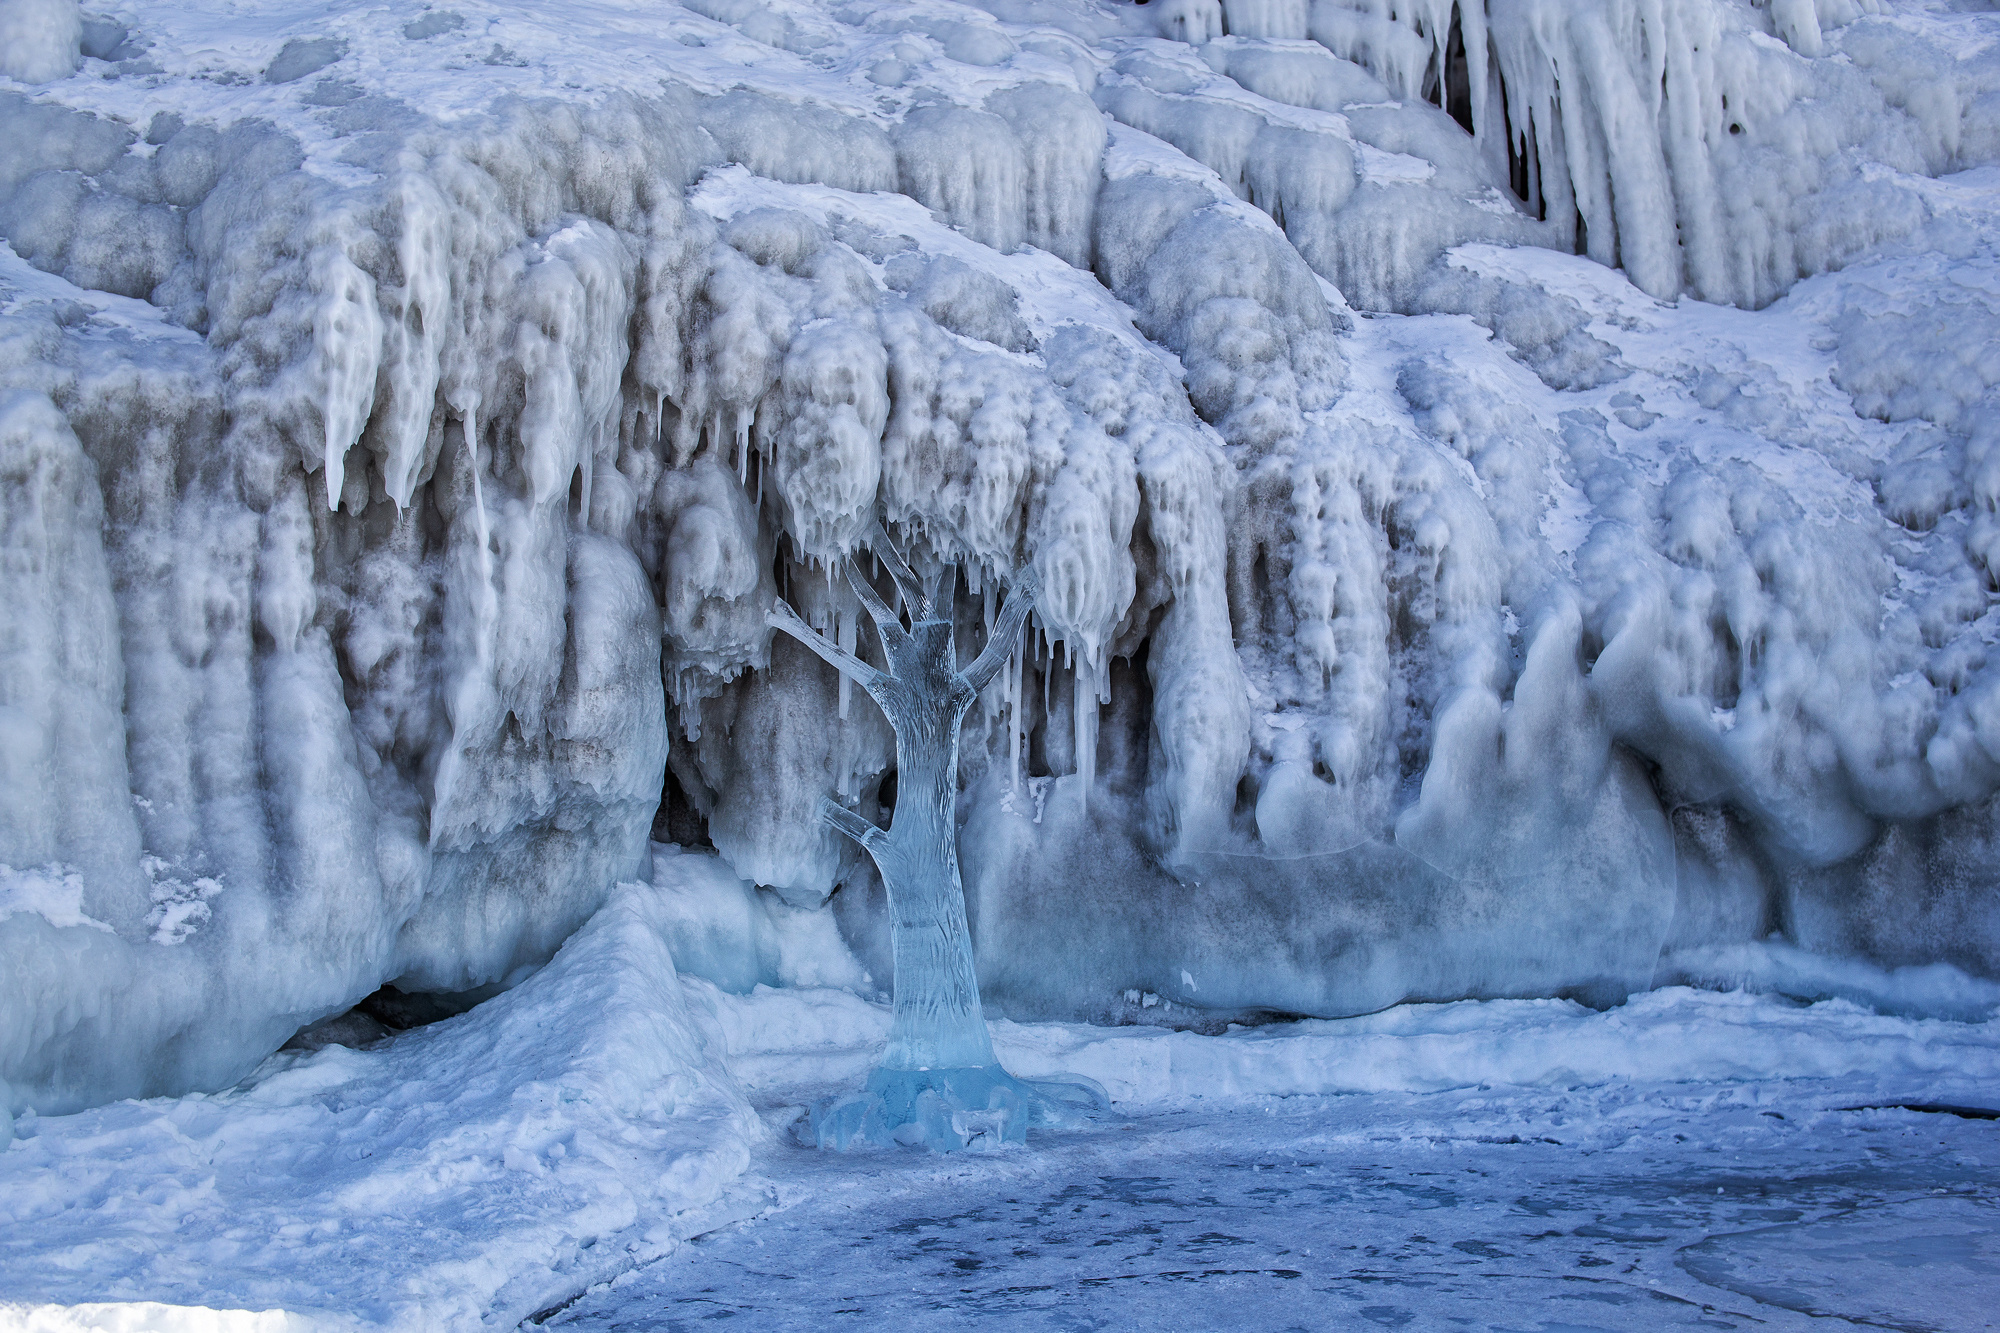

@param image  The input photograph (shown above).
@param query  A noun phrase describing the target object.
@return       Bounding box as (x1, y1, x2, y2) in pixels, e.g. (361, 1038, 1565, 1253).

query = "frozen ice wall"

(2, 0, 1998, 1115)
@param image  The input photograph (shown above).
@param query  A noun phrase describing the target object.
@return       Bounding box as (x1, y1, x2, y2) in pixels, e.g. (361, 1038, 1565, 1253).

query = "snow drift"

(3, 0, 2000, 1122)
(0, 876, 766, 1330)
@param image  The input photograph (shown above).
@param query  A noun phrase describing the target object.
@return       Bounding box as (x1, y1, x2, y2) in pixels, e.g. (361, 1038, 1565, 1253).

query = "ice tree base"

(808, 1065, 1109, 1152)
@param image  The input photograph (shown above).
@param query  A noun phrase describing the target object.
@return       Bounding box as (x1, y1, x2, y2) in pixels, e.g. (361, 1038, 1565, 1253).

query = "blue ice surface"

(812, 1065, 1108, 1152)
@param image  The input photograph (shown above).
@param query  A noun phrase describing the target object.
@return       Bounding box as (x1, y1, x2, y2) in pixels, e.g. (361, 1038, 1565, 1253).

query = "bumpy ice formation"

(3, 0, 2000, 1122)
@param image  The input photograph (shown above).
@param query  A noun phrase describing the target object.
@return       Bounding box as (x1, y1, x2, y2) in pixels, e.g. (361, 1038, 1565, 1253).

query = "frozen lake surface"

(553, 1084, 2000, 1333)
(5, 961, 1999, 1330)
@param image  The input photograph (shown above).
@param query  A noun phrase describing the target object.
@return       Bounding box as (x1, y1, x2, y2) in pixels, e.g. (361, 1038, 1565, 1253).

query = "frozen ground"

(4, 870, 1998, 1331)
(551, 1086, 2000, 1333)
(566, 974, 2000, 1332)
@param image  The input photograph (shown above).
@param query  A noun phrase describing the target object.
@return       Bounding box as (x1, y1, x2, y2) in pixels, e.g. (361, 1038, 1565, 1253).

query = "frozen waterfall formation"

(770, 544, 1101, 1149)
(4, 0, 2000, 1120)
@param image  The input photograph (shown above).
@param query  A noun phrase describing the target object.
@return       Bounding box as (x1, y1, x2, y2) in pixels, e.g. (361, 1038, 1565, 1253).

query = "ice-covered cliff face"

(2, 0, 1998, 1115)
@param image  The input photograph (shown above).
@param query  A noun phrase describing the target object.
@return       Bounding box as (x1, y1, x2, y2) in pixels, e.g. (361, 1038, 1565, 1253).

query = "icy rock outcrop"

(2, 0, 2000, 1118)
(1127, 0, 2000, 309)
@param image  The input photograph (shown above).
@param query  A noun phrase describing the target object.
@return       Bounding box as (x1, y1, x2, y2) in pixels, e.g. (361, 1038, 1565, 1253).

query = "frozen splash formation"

(3, 0, 2000, 1125)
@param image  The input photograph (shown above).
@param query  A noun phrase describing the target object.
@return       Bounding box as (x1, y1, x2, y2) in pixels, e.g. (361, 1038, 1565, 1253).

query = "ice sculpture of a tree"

(767, 534, 1101, 1150)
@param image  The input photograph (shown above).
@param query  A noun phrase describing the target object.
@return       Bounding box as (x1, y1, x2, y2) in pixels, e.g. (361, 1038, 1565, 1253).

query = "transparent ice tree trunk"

(767, 535, 1103, 1150)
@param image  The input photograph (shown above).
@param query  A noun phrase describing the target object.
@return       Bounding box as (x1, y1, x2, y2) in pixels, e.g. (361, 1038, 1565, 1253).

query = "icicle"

(837, 602, 855, 721)
(1042, 628, 1052, 722)
(315, 250, 384, 512)
(1009, 626, 1024, 795)
(427, 404, 502, 826)
(466, 407, 492, 596)
(1074, 654, 1097, 816)
(679, 672, 704, 741)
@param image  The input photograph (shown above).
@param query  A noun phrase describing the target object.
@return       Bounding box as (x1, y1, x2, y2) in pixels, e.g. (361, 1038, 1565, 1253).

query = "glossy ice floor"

(552, 1084, 1999, 1332)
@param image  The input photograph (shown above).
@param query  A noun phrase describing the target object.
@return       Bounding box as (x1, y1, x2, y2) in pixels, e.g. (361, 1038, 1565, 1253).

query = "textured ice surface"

(5, 912, 1994, 1329)
(548, 1089, 2000, 1333)
(0, 878, 766, 1331)
(3, 0, 2000, 1133)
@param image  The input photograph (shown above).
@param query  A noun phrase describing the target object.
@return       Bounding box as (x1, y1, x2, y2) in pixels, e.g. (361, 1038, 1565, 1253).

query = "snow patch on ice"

(697, 969, 2000, 1111)
(140, 856, 223, 946)
(0, 864, 110, 934)
(0, 1304, 304, 1332)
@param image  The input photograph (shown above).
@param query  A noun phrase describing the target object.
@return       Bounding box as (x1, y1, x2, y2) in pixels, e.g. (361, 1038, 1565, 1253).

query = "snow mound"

(701, 973, 2000, 1111)
(0, 882, 764, 1332)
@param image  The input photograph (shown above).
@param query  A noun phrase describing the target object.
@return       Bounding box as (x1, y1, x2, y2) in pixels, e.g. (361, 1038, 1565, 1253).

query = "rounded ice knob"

(0, 0, 82, 83)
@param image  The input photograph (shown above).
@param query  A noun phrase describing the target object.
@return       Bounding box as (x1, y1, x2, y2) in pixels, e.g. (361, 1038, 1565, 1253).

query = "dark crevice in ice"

(280, 983, 501, 1052)
(1843, 1103, 2000, 1121)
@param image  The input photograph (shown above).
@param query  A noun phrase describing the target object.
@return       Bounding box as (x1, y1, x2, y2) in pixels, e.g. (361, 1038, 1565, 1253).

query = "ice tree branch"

(868, 523, 930, 617)
(767, 599, 885, 692)
(959, 571, 1038, 695)
(842, 558, 910, 651)
(930, 562, 958, 618)
(819, 796, 887, 851)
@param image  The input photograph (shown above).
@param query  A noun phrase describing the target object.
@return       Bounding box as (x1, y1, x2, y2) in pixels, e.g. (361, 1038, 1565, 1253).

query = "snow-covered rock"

(0, 0, 80, 84)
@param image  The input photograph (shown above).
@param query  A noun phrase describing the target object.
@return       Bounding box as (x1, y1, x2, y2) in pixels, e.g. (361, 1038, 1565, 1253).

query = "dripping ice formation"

(1, 0, 1999, 1129)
